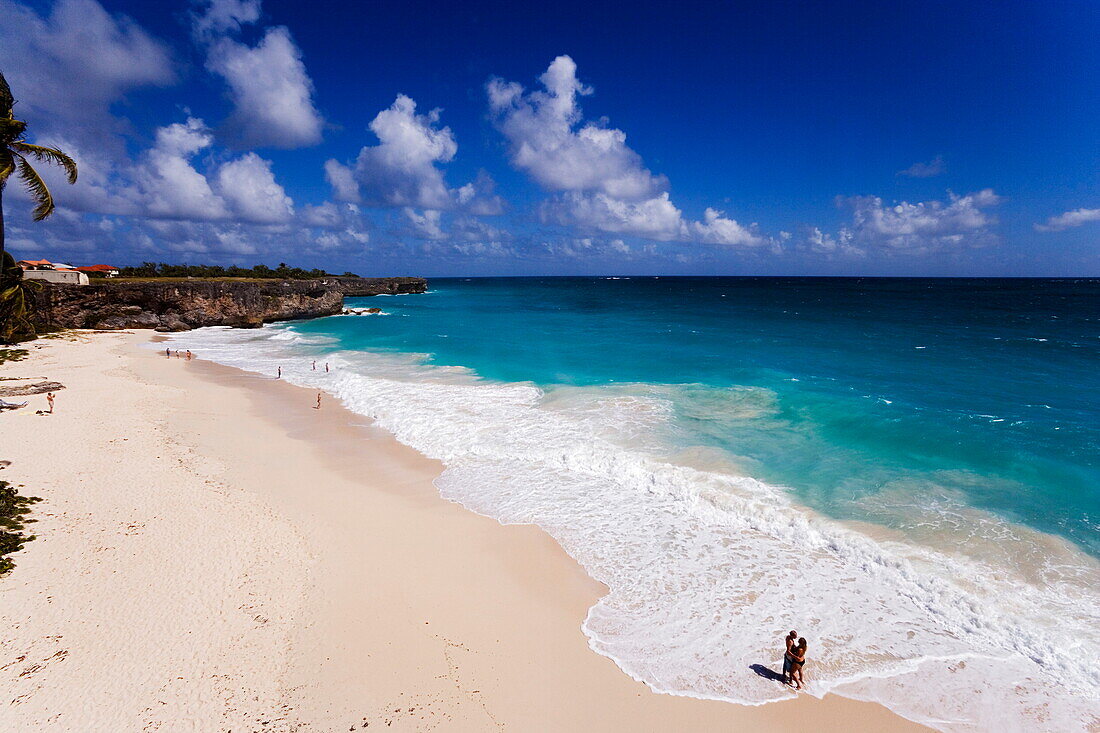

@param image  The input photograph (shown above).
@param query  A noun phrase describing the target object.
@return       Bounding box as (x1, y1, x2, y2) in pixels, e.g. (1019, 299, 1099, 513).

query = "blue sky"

(1, 0, 1098, 276)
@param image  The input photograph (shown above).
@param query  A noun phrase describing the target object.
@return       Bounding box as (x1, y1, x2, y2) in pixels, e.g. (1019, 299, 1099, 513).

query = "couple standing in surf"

(782, 631, 808, 689)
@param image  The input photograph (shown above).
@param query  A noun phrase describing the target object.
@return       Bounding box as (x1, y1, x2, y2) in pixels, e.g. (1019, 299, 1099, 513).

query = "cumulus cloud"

(898, 155, 946, 178)
(826, 189, 1001, 254)
(130, 117, 296, 225)
(139, 118, 229, 221)
(325, 95, 504, 218)
(488, 55, 665, 200)
(0, 0, 175, 146)
(402, 208, 447, 240)
(194, 0, 324, 148)
(215, 153, 294, 223)
(689, 207, 767, 247)
(489, 55, 765, 246)
(1034, 207, 1100, 232)
(543, 191, 683, 240)
(328, 95, 456, 208)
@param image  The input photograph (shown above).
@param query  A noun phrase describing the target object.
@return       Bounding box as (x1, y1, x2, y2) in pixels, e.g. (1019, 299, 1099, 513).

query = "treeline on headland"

(116, 262, 359, 280)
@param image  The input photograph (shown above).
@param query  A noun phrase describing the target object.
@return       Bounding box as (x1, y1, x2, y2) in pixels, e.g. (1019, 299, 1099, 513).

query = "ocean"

(166, 277, 1100, 731)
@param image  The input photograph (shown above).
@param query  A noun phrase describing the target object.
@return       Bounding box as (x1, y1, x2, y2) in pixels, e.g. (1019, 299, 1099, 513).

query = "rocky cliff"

(29, 277, 427, 332)
(332, 276, 427, 297)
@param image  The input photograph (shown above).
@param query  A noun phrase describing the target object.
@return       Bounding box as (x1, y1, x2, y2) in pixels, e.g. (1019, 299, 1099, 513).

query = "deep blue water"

(293, 277, 1100, 557)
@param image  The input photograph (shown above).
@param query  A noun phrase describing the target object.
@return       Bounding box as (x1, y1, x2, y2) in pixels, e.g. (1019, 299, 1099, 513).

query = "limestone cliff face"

(29, 277, 427, 332)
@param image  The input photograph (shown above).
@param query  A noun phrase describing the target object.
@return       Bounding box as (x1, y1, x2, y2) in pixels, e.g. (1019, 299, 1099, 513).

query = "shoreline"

(0, 332, 928, 730)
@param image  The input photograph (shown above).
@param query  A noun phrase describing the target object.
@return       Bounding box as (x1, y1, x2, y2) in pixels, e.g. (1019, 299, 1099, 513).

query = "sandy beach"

(0, 332, 928, 731)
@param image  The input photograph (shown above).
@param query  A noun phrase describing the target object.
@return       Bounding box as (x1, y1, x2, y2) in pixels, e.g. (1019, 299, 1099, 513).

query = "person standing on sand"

(314, 392, 321, 410)
(165, 347, 171, 358)
(789, 638, 808, 690)
(46, 392, 54, 414)
(782, 630, 797, 684)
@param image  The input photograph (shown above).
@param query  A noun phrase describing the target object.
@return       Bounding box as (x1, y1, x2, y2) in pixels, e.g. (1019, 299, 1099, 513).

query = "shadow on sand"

(749, 663, 786, 683)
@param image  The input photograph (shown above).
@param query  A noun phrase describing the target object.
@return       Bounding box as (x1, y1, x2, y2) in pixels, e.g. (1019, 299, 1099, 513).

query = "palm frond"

(0, 148, 13, 185)
(11, 142, 77, 184)
(0, 71, 13, 117)
(14, 154, 55, 221)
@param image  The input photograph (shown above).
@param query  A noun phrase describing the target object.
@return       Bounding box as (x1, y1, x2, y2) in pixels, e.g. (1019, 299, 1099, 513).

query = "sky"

(0, 0, 1098, 276)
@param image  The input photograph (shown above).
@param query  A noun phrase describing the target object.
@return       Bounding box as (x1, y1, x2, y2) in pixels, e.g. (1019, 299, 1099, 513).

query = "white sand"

(0, 332, 928, 731)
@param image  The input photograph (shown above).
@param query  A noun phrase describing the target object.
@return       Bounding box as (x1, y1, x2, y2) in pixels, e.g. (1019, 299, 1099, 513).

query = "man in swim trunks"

(782, 630, 797, 685)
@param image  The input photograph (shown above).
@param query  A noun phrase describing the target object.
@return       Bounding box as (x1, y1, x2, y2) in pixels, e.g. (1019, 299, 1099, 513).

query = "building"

(16, 259, 54, 270)
(22, 269, 90, 285)
(75, 264, 120, 278)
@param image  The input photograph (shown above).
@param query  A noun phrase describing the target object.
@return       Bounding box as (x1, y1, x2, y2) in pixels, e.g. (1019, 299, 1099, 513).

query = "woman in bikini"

(789, 638, 808, 690)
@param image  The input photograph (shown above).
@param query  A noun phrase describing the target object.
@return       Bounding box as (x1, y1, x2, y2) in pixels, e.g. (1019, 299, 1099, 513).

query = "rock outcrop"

(330, 276, 427, 297)
(29, 277, 426, 332)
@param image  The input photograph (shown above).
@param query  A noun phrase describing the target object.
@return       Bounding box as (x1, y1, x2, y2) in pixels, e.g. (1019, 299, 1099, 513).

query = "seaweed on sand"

(0, 477, 41, 575)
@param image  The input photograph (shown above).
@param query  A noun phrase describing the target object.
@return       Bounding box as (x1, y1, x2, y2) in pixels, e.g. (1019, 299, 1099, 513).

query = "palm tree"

(0, 70, 78, 342)
(1, 70, 78, 256)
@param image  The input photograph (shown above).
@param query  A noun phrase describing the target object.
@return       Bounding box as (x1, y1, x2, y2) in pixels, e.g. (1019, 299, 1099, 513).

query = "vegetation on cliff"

(117, 262, 359, 280)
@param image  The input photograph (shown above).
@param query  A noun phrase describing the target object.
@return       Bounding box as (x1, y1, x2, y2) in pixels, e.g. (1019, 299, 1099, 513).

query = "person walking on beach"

(165, 347, 171, 358)
(782, 630, 798, 685)
(314, 392, 322, 410)
(46, 392, 54, 414)
(277, 366, 282, 379)
(325, 362, 329, 373)
(312, 360, 316, 371)
(186, 350, 192, 361)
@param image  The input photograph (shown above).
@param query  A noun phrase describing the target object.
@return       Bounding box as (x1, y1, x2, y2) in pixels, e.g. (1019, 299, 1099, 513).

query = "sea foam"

(166, 325, 1100, 732)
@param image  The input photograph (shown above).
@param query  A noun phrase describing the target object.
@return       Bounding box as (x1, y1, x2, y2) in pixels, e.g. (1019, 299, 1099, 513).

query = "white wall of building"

(22, 270, 90, 285)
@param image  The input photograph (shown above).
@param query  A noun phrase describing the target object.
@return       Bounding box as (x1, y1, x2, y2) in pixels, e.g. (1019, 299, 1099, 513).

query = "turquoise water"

(302, 277, 1100, 557)
(174, 277, 1100, 731)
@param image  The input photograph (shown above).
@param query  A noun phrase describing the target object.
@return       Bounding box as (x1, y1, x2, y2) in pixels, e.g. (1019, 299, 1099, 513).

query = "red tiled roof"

(74, 264, 119, 272)
(18, 259, 53, 267)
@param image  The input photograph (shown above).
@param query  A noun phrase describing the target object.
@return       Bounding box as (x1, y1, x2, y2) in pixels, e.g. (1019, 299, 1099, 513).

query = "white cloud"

(139, 118, 229, 221)
(831, 189, 1000, 254)
(215, 153, 294, 223)
(489, 55, 766, 247)
(803, 226, 861, 256)
(301, 201, 342, 227)
(205, 26, 324, 148)
(488, 55, 665, 200)
(455, 172, 506, 216)
(329, 95, 456, 208)
(131, 118, 294, 225)
(0, 0, 175, 146)
(1034, 207, 1100, 232)
(544, 191, 683, 241)
(898, 155, 946, 178)
(689, 208, 767, 247)
(323, 159, 361, 203)
(192, 2, 323, 149)
(191, 0, 261, 39)
(402, 208, 446, 240)
(326, 95, 503, 217)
